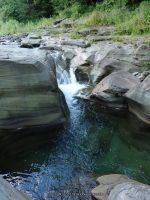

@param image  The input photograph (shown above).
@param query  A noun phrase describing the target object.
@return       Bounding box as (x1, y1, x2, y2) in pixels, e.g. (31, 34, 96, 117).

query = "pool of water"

(0, 67, 150, 200)
(0, 96, 150, 200)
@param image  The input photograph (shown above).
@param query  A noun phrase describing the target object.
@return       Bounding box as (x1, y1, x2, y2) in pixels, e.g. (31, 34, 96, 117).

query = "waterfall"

(53, 52, 85, 103)
(58, 67, 70, 85)
(58, 68, 85, 104)
(69, 68, 77, 84)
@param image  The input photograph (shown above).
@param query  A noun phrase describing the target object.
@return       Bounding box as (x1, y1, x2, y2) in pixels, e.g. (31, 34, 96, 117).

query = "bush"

(86, 1, 150, 35)
(0, 18, 53, 34)
(115, 1, 150, 35)
(0, 0, 54, 22)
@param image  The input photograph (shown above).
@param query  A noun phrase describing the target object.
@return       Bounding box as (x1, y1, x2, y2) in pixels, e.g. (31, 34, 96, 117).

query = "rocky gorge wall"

(0, 45, 69, 129)
(0, 20, 150, 200)
(0, 23, 150, 126)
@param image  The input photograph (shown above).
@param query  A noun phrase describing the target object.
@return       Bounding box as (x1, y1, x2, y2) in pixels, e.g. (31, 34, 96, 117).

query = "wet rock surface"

(0, 176, 31, 200)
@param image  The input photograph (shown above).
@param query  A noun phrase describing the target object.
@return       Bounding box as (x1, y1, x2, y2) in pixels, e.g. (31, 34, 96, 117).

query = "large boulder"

(0, 46, 69, 129)
(108, 181, 150, 200)
(89, 43, 150, 83)
(125, 74, 150, 125)
(135, 44, 150, 64)
(90, 45, 138, 83)
(91, 174, 131, 200)
(0, 176, 31, 200)
(91, 174, 150, 200)
(68, 43, 148, 84)
(91, 71, 140, 108)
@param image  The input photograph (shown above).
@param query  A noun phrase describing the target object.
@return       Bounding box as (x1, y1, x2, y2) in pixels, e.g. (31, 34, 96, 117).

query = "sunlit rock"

(125, 74, 150, 125)
(0, 46, 69, 129)
(91, 71, 140, 108)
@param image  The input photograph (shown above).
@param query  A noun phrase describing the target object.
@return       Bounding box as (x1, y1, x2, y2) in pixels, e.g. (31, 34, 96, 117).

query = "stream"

(0, 55, 150, 200)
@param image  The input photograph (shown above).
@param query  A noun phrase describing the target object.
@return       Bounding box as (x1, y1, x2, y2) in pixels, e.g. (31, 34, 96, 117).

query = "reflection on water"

(0, 64, 150, 199)
(0, 100, 150, 200)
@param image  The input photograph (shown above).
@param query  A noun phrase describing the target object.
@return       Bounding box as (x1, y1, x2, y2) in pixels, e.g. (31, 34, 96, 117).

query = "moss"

(143, 61, 150, 70)
(143, 39, 150, 44)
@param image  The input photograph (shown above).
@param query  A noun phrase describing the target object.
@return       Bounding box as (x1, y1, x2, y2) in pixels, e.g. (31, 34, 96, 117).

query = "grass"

(0, 1, 149, 36)
(0, 18, 53, 35)
(143, 61, 150, 70)
(115, 2, 150, 35)
(86, 1, 150, 35)
(112, 36, 124, 43)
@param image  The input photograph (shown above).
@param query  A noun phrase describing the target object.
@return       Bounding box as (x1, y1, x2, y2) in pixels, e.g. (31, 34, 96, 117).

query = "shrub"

(86, 1, 150, 35)
(115, 1, 150, 35)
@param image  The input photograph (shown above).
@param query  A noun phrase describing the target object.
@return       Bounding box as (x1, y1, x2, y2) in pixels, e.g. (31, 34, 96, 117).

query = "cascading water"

(58, 67, 85, 105)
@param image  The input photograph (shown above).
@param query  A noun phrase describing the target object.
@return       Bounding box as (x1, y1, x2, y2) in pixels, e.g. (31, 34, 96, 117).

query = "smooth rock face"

(91, 45, 138, 83)
(0, 46, 69, 129)
(91, 174, 131, 200)
(0, 176, 31, 200)
(108, 182, 150, 200)
(91, 71, 140, 108)
(135, 44, 150, 63)
(125, 74, 150, 125)
(91, 174, 150, 200)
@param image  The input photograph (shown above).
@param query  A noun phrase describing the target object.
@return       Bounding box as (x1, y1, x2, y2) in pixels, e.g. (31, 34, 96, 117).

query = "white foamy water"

(53, 51, 85, 107)
(59, 68, 85, 104)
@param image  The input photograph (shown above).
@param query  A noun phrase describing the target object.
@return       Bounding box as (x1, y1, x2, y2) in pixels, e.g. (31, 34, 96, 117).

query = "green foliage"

(0, 18, 53, 34)
(112, 36, 124, 42)
(0, 0, 54, 22)
(57, 3, 84, 18)
(115, 1, 150, 35)
(0, 0, 149, 36)
(143, 61, 150, 70)
(86, 7, 132, 26)
(86, 1, 150, 35)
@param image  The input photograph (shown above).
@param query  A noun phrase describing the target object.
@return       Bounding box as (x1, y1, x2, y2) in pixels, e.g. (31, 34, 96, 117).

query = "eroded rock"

(92, 174, 150, 200)
(91, 71, 140, 108)
(0, 46, 69, 129)
(125, 74, 150, 125)
(92, 174, 131, 200)
(108, 182, 150, 200)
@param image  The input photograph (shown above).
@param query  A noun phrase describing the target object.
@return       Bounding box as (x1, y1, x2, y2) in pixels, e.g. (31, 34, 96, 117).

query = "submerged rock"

(0, 46, 69, 129)
(125, 74, 150, 125)
(0, 176, 31, 200)
(91, 71, 140, 108)
(91, 174, 150, 200)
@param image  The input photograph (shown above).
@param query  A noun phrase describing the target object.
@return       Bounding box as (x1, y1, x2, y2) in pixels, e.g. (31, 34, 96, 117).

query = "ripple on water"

(0, 66, 150, 199)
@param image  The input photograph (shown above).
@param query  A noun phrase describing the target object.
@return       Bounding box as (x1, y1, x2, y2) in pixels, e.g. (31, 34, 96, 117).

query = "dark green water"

(0, 97, 150, 199)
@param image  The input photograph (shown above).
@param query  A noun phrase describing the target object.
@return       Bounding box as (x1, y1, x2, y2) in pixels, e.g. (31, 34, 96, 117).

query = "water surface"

(0, 69, 150, 200)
